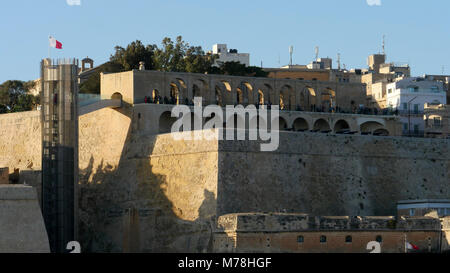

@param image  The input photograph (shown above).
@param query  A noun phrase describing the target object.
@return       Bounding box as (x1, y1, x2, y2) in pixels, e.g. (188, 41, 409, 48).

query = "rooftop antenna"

(382, 35, 386, 55)
(289, 46, 294, 66)
(315, 46, 319, 61)
(278, 53, 281, 67)
(337, 53, 341, 70)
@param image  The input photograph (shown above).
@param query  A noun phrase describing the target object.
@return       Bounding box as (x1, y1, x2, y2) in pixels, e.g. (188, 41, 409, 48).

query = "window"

(410, 208, 416, 216)
(414, 104, 419, 114)
(414, 125, 419, 134)
(388, 88, 393, 94)
(431, 86, 439, 93)
(345, 236, 352, 243)
(438, 208, 445, 217)
(403, 123, 408, 131)
(297, 236, 304, 243)
(403, 103, 408, 110)
(408, 86, 419, 93)
(433, 118, 442, 127)
(320, 236, 327, 243)
(376, 236, 383, 243)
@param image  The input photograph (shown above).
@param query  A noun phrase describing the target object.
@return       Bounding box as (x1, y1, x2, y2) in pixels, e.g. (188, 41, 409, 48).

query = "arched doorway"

(111, 92, 123, 101)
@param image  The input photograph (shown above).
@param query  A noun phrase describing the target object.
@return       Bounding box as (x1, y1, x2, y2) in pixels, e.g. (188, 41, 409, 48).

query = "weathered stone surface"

(0, 108, 449, 252)
(0, 185, 50, 253)
(213, 213, 445, 253)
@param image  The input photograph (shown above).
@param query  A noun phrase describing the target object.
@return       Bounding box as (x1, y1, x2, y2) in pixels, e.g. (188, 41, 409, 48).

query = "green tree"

(0, 80, 40, 113)
(153, 36, 188, 72)
(209, 61, 268, 77)
(110, 40, 156, 71)
(184, 46, 216, 73)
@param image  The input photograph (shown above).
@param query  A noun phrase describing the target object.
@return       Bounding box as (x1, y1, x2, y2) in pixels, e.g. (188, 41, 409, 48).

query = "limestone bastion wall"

(217, 132, 450, 217)
(0, 108, 449, 252)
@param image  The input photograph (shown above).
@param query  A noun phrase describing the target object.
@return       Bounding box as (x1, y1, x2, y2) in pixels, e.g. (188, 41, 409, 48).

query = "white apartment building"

(386, 77, 446, 136)
(212, 44, 250, 67)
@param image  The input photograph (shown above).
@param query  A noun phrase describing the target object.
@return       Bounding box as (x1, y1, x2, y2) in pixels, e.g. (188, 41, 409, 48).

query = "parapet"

(0, 185, 50, 253)
(216, 213, 442, 233)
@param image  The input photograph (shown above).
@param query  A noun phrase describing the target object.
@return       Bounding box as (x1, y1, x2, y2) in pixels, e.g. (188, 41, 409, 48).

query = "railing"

(402, 130, 425, 138)
(78, 94, 113, 107)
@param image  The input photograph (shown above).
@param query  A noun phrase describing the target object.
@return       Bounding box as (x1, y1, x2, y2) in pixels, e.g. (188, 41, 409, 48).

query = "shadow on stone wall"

(78, 106, 216, 253)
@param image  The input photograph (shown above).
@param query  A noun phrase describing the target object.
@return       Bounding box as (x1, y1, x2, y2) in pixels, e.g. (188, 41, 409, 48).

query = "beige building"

(424, 103, 450, 138)
(424, 75, 450, 104)
(213, 213, 449, 253)
(362, 54, 411, 109)
(397, 199, 450, 218)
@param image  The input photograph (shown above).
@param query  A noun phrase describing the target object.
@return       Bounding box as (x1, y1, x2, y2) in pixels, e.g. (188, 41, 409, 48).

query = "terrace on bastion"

(100, 69, 401, 136)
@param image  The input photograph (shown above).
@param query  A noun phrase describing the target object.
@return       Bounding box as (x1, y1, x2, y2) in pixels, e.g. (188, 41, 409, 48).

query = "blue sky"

(0, 0, 449, 83)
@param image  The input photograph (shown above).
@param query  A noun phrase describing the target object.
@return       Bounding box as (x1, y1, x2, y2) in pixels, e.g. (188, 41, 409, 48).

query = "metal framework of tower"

(40, 58, 79, 253)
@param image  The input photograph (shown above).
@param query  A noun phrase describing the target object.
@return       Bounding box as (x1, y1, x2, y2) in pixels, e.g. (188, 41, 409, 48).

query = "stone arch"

(373, 128, 390, 136)
(313, 119, 331, 132)
(305, 86, 317, 111)
(280, 85, 294, 110)
(192, 79, 209, 105)
(334, 119, 350, 133)
(278, 117, 288, 130)
(215, 85, 224, 106)
(169, 83, 180, 104)
(159, 111, 177, 134)
(175, 78, 188, 103)
(293, 117, 309, 131)
(236, 88, 244, 105)
(152, 89, 160, 104)
(220, 80, 233, 105)
(321, 88, 336, 112)
(256, 83, 273, 106)
(257, 90, 265, 105)
(239, 82, 253, 105)
(360, 121, 384, 134)
(111, 92, 123, 101)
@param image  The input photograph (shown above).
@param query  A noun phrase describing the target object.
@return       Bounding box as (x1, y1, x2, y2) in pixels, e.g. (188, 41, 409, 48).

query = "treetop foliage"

(80, 36, 267, 94)
(0, 80, 40, 114)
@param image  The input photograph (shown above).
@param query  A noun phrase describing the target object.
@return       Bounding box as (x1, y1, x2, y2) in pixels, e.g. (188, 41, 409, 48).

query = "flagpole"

(48, 36, 51, 60)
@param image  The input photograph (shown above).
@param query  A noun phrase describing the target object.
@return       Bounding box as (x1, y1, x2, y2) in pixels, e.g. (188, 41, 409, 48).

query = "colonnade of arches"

(138, 77, 346, 113)
(158, 109, 390, 136)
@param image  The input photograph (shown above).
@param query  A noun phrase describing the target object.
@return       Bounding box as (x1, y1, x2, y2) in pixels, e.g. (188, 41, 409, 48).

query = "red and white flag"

(406, 242, 419, 251)
(49, 36, 63, 49)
